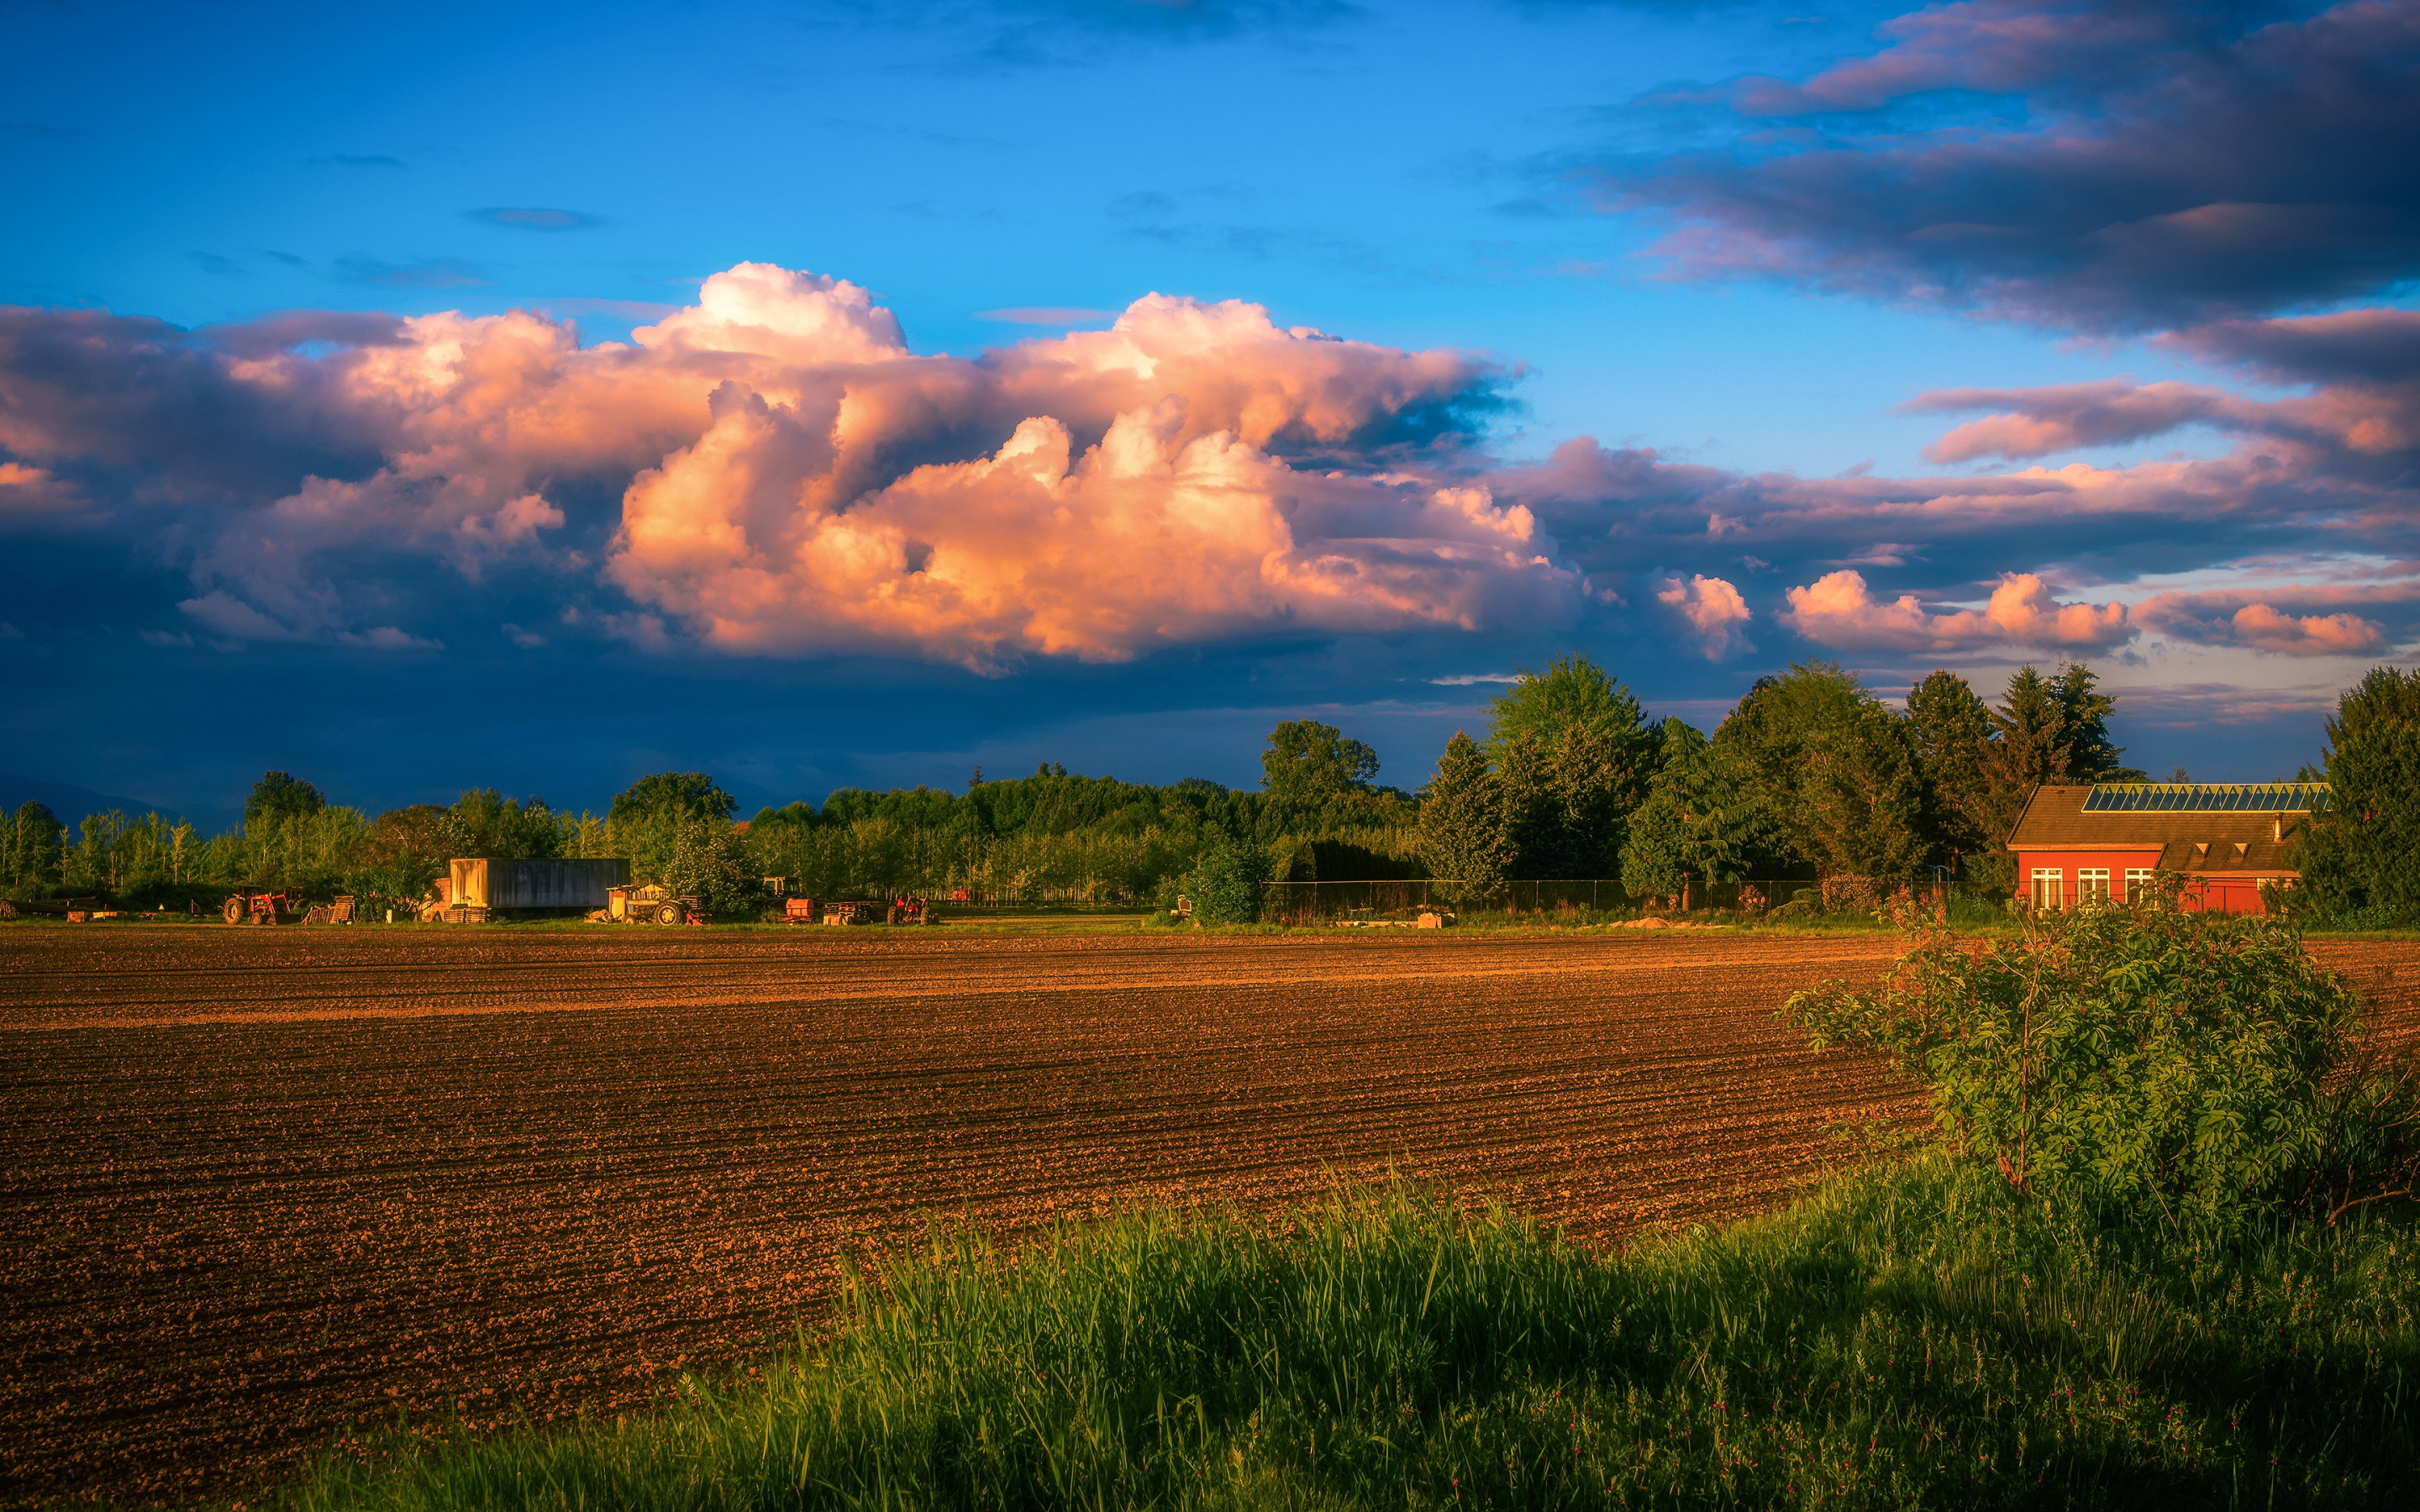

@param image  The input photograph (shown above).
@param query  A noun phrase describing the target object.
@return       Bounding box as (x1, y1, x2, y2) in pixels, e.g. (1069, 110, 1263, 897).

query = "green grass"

(286, 1156, 2417, 1511)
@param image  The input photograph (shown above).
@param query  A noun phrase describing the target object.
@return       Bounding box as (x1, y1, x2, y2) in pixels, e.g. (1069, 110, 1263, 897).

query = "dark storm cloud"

(1599, 0, 2420, 332)
(1902, 308, 2420, 470)
(2170, 306, 2420, 386)
(0, 307, 397, 502)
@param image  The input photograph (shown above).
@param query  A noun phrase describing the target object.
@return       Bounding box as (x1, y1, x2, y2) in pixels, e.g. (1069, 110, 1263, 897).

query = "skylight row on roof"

(2082, 783, 2332, 813)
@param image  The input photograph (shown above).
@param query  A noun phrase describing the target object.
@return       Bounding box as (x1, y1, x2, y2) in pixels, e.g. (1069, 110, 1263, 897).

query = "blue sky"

(3, 0, 2414, 817)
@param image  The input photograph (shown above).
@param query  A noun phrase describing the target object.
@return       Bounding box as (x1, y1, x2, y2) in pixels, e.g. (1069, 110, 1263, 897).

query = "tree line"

(6, 659, 2413, 921)
(1415, 655, 2141, 907)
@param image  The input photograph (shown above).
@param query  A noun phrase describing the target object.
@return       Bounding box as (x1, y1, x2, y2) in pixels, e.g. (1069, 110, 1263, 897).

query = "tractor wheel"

(655, 902, 685, 926)
(222, 896, 246, 924)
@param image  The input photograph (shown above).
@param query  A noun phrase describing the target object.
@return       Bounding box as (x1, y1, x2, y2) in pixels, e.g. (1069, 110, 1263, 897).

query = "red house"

(2003, 782, 2328, 916)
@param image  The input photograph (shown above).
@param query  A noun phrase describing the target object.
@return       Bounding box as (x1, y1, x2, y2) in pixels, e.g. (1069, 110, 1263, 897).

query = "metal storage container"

(449, 858, 631, 912)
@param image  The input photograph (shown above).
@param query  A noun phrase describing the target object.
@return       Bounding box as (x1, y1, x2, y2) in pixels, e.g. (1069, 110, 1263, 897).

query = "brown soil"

(1, 925, 2412, 1506)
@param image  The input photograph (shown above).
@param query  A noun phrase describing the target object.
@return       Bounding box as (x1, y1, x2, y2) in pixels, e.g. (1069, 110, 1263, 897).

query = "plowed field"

(3, 926, 2413, 1507)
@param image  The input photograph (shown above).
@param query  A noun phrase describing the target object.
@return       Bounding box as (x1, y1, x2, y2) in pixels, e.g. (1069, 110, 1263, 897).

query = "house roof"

(2005, 785, 2317, 874)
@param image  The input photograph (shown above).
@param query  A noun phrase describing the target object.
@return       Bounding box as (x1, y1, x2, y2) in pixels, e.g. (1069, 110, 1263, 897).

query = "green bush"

(1183, 836, 1266, 925)
(1783, 903, 2420, 1234)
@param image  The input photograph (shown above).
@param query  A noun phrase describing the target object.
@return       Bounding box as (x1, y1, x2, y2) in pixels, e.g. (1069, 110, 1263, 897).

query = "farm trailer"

(424, 858, 630, 923)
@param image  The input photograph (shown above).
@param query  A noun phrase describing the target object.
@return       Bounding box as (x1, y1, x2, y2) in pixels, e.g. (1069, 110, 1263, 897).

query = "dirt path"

(1, 927, 2410, 1505)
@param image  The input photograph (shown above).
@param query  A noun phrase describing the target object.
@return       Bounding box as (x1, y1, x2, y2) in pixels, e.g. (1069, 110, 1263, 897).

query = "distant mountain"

(0, 776, 244, 836)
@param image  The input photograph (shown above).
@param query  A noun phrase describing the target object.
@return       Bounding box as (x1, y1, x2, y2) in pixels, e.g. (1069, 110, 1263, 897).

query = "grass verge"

(287, 1156, 2417, 1510)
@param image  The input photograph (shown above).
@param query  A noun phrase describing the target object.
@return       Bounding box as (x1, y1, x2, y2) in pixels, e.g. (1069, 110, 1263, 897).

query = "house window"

(2031, 867, 2065, 911)
(2123, 867, 2155, 903)
(2077, 868, 2110, 904)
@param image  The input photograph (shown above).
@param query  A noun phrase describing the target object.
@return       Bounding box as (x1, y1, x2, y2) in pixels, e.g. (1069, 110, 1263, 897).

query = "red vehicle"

(220, 890, 299, 925)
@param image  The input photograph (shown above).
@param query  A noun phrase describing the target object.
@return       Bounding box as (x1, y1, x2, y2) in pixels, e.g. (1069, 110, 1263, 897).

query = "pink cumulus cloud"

(2133, 582, 2417, 658)
(1655, 574, 1754, 659)
(1, 263, 1565, 658)
(1781, 570, 2132, 653)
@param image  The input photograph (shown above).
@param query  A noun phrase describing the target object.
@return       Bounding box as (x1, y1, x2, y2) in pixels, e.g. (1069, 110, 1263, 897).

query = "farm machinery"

(221, 891, 361, 925)
(762, 877, 937, 926)
(221, 890, 300, 925)
(797, 896, 937, 926)
(597, 884, 704, 927)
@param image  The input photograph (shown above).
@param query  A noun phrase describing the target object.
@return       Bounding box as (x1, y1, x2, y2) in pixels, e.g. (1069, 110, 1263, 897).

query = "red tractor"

(220, 890, 300, 926)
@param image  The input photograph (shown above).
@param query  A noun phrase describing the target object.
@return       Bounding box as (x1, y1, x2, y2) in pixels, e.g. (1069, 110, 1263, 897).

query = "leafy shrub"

(1184, 836, 1266, 925)
(1784, 903, 2420, 1233)
(2322, 900, 2420, 931)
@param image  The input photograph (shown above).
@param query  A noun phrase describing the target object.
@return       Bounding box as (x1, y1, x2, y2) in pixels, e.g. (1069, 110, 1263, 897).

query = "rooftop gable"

(2006, 784, 2324, 870)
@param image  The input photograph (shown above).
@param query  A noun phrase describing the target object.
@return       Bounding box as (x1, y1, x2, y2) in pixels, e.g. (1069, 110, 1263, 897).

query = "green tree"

(440, 790, 566, 858)
(2301, 667, 2420, 918)
(1713, 661, 1879, 874)
(1416, 732, 1510, 906)
(1620, 719, 1780, 904)
(661, 813, 760, 916)
(1800, 703, 1933, 881)
(1260, 721, 1378, 829)
(344, 805, 452, 911)
(1484, 654, 1660, 770)
(245, 771, 326, 831)
(1499, 723, 1637, 879)
(1907, 669, 1995, 862)
(610, 772, 738, 884)
(2049, 662, 2144, 781)
(1617, 792, 1688, 906)
(6, 801, 62, 890)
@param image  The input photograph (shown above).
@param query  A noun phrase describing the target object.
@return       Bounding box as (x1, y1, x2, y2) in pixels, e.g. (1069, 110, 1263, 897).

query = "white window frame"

(2076, 868, 2111, 905)
(2123, 867, 2155, 904)
(2031, 867, 2065, 911)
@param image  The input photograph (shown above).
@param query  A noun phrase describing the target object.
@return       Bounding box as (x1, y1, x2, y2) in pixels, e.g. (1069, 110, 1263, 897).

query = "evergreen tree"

(1618, 790, 1688, 905)
(1800, 703, 1933, 881)
(1619, 719, 1777, 903)
(1417, 731, 1510, 906)
(1988, 664, 2073, 790)
(2301, 667, 2420, 917)
(2049, 663, 2144, 780)
(1907, 669, 1996, 865)
(1499, 723, 1638, 879)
